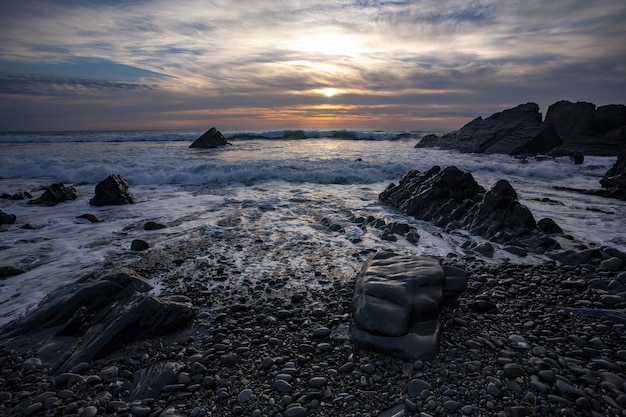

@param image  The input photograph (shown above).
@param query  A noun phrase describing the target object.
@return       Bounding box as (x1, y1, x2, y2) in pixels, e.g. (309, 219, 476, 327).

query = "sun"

(312, 87, 345, 98)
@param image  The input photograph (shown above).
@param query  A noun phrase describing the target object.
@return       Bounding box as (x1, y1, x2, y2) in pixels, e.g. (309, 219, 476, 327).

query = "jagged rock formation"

(416, 103, 561, 155)
(189, 127, 229, 148)
(599, 151, 626, 200)
(28, 183, 78, 206)
(351, 252, 467, 359)
(0, 268, 195, 374)
(379, 166, 560, 251)
(417, 101, 625, 156)
(89, 174, 135, 206)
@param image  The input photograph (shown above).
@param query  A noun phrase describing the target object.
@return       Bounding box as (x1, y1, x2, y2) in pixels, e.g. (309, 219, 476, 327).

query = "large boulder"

(89, 174, 135, 206)
(0, 209, 17, 225)
(416, 103, 561, 155)
(351, 252, 466, 359)
(599, 151, 626, 200)
(29, 183, 78, 206)
(380, 166, 558, 246)
(189, 127, 229, 148)
(545, 101, 626, 156)
(0, 268, 195, 374)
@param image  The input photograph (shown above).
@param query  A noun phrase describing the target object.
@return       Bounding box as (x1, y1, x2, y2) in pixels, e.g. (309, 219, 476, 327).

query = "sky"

(0, 0, 625, 132)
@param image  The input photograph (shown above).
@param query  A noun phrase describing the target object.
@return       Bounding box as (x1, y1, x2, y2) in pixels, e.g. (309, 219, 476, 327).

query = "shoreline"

(1, 225, 625, 416)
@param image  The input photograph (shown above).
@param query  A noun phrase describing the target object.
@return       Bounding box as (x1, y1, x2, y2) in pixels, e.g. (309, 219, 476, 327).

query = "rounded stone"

(308, 377, 327, 388)
(273, 379, 293, 393)
(237, 389, 253, 405)
(284, 405, 307, 417)
(408, 378, 432, 398)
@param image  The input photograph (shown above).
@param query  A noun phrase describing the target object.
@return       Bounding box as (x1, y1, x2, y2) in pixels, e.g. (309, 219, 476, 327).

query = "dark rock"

(90, 174, 135, 206)
(0, 210, 17, 225)
(189, 127, 229, 148)
(77, 214, 100, 223)
(380, 166, 551, 245)
(8, 191, 33, 200)
(545, 100, 596, 136)
(416, 103, 561, 155)
(131, 239, 150, 251)
(128, 362, 182, 401)
(599, 151, 626, 200)
(29, 183, 78, 206)
(144, 221, 167, 230)
(351, 251, 466, 359)
(0, 266, 26, 278)
(537, 218, 562, 234)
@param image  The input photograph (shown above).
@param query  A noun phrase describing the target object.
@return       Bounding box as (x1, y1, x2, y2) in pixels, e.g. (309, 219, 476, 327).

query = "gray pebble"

(273, 379, 293, 393)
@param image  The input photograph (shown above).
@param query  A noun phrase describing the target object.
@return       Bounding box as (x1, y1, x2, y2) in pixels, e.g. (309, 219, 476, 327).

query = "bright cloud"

(0, 0, 624, 130)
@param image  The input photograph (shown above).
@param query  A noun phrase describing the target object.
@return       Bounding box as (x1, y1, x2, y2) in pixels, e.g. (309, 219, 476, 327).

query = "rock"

(601, 257, 624, 271)
(77, 214, 100, 223)
(351, 251, 466, 359)
(415, 103, 561, 155)
(29, 183, 78, 206)
(131, 239, 150, 251)
(89, 174, 135, 206)
(545, 100, 596, 136)
(0, 266, 26, 278)
(380, 166, 553, 245)
(599, 151, 626, 200)
(537, 218, 562, 234)
(189, 127, 229, 148)
(0, 210, 17, 225)
(144, 221, 167, 230)
(128, 362, 182, 401)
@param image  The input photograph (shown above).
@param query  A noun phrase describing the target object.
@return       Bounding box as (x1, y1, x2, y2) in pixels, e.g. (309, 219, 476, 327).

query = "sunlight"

(312, 87, 345, 98)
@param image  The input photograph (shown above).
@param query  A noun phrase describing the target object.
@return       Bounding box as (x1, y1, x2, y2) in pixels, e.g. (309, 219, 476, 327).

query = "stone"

(189, 127, 229, 148)
(407, 378, 432, 398)
(0, 266, 26, 278)
(129, 362, 182, 401)
(351, 251, 466, 359)
(131, 239, 150, 251)
(0, 209, 17, 225)
(77, 214, 100, 223)
(89, 174, 135, 206)
(380, 166, 551, 245)
(601, 257, 624, 271)
(537, 218, 562, 234)
(599, 151, 626, 200)
(144, 221, 167, 230)
(29, 183, 78, 206)
(416, 103, 561, 155)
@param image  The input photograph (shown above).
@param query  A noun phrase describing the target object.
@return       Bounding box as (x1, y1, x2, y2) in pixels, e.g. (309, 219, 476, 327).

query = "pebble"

(237, 388, 253, 404)
(273, 379, 293, 393)
(408, 378, 432, 398)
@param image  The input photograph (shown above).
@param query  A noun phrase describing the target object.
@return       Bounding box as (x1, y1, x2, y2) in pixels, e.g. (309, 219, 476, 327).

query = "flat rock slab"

(351, 252, 466, 359)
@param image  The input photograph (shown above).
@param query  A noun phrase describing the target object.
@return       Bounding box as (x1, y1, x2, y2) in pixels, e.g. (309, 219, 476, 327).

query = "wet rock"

(189, 127, 229, 148)
(89, 174, 135, 206)
(351, 251, 466, 359)
(131, 239, 150, 251)
(129, 362, 182, 401)
(144, 221, 167, 230)
(537, 218, 562, 234)
(29, 183, 78, 206)
(77, 213, 100, 223)
(599, 151, 626, 200)
(0, 209, 17, 225)
(0, 266, 26, 278)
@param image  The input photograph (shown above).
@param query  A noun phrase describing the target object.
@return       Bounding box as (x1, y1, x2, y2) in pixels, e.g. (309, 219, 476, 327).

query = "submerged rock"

(351, 252, 466, 359)
(189, 127, 229, 148)
(90, 174, 135, 206)
(29, 183, 78, 206)
(0, 209, 17, 225)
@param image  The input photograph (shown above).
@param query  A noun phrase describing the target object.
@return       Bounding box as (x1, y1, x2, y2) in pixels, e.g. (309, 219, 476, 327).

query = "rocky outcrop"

(189, 127, 229, 148)
(599, 151, 626, 200)
(0, 209, 17, 225)
(28, 183, 78, 206)
(380, 166, 560, 251)
(417, 100, 625, 156)
(545, 101, 626, 156)
(89, 174, 135, 206)
(416, 103, 561, 155)
(351, 252, 466, 359)
(0, 268, 195, 374)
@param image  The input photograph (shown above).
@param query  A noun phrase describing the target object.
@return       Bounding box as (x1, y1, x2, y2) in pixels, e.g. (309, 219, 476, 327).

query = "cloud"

(0, 0, 625, 130)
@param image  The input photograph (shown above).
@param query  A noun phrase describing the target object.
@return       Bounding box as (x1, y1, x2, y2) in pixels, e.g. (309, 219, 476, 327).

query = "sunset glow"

(0, 1, 624, 131)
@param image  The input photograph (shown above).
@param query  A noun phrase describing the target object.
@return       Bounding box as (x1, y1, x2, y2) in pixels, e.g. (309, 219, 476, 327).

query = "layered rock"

(417, 100, 625, 156)
(89, 174, 135, 206)
(0, 268, 195, 374)
(29, 183, 78, 206)
(351, 252, 466, 359)
(189, 127, 229, 148)
(546, 101, 626, 156)
(599, 151, 626, 200)
(416, 103, 561, 155)
(380, 166, 559, 249)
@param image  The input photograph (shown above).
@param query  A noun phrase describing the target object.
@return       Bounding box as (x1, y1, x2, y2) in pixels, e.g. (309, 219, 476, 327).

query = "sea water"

(0, 130, 624, 326)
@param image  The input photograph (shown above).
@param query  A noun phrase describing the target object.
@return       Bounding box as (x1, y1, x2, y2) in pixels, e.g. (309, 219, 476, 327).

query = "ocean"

(1, 129, 625, 327)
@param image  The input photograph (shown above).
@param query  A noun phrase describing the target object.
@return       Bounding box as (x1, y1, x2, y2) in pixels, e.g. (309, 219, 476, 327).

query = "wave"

(0, 129, 433, 143)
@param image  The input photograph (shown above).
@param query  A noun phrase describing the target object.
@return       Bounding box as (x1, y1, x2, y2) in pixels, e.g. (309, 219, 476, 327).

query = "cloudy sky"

(1, 0, 625, 131)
